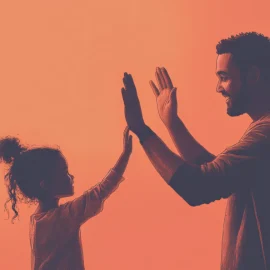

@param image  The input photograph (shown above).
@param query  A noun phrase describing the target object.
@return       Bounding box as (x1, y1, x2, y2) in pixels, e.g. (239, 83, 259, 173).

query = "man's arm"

(136, 124, 266, 206)
(136, 125, 221, 206)
(166, 116, 216, 164)
(121, 72, 268, 206)
(135, 125, 184, 183)
(149, 67, 215, 165)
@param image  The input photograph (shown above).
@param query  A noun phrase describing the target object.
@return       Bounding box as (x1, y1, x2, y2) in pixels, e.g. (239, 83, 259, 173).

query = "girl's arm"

(62, 127, 132, 226)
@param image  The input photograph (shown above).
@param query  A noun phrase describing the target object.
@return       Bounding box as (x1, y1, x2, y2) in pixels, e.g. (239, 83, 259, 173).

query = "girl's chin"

(56, 190, 74, 198)
(66, 190, 74, 196)
(65, 186, 75, 196)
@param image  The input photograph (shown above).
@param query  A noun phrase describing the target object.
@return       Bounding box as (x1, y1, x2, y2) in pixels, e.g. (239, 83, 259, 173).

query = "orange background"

(0, 1, 268, 269)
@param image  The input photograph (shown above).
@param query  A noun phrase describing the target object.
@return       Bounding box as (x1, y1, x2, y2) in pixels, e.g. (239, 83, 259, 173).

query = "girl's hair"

(0, 137, 63, 222)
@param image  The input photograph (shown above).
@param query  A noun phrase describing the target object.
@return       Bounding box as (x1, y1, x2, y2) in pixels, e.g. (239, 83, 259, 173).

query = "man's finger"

(157, 67, 166, 89)
(161, 67, 173, 89)
(149, 80, 160, 97)
(127, 74, 137, 91)
(123, 73, 137, 94)
(123, 75, 129, 92)
(169, 87, 177, 104)
(155, 71, 163, 91)
(121, 88, 127, 105)
(123, 73, 134, 93)
(122, 86, 134, 104)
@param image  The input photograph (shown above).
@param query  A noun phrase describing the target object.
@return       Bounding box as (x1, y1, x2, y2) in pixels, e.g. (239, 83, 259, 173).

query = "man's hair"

(216, 32, 270, 80)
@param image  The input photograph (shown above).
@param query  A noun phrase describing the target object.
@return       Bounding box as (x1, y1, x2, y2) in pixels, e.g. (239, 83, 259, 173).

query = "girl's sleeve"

(60, 168, 125, 227)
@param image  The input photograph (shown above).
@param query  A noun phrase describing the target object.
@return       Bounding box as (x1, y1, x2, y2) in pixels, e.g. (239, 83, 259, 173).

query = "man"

(121, 32, 270, 269)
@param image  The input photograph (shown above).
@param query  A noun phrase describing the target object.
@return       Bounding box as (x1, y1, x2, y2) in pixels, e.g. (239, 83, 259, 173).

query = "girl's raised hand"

(123, 126, 133, 155)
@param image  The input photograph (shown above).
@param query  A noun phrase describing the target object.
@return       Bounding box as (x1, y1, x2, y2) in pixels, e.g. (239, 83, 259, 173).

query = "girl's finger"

(128, 135, 133, 151)
(123, 126, 129, 144)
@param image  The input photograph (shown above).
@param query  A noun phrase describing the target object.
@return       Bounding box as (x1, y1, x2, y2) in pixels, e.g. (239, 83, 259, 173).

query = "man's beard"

(227, 80, 249, 117)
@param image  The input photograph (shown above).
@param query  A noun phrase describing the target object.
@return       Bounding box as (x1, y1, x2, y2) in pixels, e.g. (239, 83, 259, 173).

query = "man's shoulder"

(246, 114, 270, 139)
(254, 113, 270, 126)
(219, 114, 270, 156)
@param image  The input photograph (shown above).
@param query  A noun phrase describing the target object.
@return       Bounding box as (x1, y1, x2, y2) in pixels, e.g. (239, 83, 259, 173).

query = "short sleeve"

(169, 121, 270, 206)
(59, 169, 125, 228)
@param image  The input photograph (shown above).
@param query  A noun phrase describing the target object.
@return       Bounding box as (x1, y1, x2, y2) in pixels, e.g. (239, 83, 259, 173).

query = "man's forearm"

(166, 117, 215, 164)
(135, 125, 184, 183)
(134, 125, 231, 206)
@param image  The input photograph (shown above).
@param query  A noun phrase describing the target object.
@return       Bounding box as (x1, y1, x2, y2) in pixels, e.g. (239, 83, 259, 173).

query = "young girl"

(2, 127, 132, 270)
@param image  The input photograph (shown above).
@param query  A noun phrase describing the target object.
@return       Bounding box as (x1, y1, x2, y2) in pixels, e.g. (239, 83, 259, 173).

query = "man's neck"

(248, 105, 270, 122)
(247, 91, 270, 121)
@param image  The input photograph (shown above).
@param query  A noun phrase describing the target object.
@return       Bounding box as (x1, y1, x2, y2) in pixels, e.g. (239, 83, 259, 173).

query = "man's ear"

(246, 65, 261, 84)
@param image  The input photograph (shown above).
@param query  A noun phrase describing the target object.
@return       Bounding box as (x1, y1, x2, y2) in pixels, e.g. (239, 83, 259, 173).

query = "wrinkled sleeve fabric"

(60, 169, 124, 227)
(168, 122, 270, 206)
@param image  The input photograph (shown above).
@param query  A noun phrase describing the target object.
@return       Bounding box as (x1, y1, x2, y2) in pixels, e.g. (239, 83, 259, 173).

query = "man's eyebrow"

(216, 71, 228, 76)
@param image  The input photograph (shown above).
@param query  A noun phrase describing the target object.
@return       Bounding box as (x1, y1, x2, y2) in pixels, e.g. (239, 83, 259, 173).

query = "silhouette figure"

(121, 32, 270, 270)
(2, 127, 132, 270)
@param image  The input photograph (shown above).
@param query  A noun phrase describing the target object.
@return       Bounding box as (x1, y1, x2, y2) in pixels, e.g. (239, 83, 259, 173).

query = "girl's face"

(47, 156, 75, 198)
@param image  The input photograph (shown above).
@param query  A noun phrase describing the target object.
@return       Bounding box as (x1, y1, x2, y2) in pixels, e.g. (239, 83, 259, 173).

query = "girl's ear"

(40, 180, 47, 190)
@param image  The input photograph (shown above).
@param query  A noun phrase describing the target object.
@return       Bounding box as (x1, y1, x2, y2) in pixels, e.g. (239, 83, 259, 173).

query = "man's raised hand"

(121, 72, 146, 135)
(149, 67, 178, 128)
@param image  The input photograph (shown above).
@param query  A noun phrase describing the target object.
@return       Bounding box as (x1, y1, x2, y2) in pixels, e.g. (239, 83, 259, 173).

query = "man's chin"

(227, 110, 239, 117)
(227, 106, 245, 117)
(226, 92, 248, 117)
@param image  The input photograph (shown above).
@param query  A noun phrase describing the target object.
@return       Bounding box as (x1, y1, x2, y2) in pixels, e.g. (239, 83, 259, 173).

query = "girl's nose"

(69, 174, 74, 184)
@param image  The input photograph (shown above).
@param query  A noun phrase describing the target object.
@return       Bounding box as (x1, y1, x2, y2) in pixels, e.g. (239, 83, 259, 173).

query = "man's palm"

(121, 73, 145, 134)
(156, 88, 176, 124)
(150, 67, 178, 127)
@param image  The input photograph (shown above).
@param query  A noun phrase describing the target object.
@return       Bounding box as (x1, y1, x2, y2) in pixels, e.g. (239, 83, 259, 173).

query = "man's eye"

(220, 76, 228, 81)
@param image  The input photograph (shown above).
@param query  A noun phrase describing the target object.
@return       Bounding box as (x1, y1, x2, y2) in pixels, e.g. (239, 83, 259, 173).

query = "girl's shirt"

(29, 169, 124, 270)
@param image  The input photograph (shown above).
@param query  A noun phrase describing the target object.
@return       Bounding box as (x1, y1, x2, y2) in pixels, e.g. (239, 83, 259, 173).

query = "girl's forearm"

(112, 151, 131, 176)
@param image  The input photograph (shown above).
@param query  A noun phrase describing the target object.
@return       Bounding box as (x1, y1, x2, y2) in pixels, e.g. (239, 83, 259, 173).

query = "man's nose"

(216, 82, 223, 93)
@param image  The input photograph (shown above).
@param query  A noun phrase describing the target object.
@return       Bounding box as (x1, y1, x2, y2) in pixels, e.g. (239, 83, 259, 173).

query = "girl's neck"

(36, 197, 59, 214)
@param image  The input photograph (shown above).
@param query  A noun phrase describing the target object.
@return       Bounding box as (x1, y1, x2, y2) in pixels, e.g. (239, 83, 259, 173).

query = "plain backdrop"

(0, 0, 268, 269)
